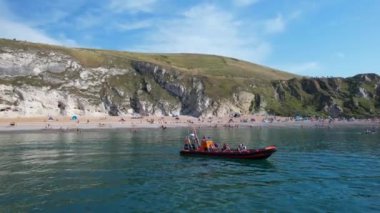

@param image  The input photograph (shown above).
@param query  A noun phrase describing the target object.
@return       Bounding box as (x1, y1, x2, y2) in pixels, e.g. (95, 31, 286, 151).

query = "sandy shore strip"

(0, 115, 379, 132)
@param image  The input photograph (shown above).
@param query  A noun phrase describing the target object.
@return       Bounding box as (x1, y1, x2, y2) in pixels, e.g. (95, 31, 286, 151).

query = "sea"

(0, 127, 379, 212)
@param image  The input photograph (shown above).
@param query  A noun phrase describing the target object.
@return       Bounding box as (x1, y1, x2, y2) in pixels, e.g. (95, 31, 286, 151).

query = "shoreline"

(0, 115, 379, 133)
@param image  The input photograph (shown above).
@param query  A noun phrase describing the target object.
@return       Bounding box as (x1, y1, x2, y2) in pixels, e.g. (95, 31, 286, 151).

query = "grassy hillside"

(0, 39, 298, 100)
(0, 39, 296, 80)
(2, 38, 378, 118)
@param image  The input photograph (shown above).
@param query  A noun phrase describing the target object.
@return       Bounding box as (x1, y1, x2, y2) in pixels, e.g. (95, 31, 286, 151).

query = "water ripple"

(0, 128, 379, 212)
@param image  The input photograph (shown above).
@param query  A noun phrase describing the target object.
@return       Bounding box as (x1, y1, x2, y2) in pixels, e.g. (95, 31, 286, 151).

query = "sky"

(0, 0, 379, 77)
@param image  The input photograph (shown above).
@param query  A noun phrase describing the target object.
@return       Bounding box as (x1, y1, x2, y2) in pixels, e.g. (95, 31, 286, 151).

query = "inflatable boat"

(180, 145, 277, 159)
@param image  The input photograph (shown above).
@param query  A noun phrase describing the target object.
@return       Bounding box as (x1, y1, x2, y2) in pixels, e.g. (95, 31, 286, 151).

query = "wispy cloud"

(289, 10, 302, 20)
(0, 0, 77, 46)
(279, 61, 321, 76)
(0, 19, 61, 45)
(233, 0, 260, 7)
(73, 0, 157, 30)
(108, 0, 157, 13)
(262, 10, 304, 35)
(0, 0, 14, 19)
(334, 52, 345, 59)
(0, 0, 375, 77)
(115, 20, 152, 31)
(133, 4, 272, 62)
(0, 0, 295, 66)
(264, 14, 285, 34)
(74, 9, 108, 29)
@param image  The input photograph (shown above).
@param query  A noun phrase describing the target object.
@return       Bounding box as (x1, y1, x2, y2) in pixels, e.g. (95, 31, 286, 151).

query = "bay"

(0, 127, 379, 212)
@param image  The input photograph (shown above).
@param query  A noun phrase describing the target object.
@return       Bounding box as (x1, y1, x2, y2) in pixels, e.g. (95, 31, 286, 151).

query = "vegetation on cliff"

(0, 39, 379, 118)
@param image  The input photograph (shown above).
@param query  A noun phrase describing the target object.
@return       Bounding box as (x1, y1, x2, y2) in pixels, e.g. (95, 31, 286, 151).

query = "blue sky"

(0, 0, 379, 77)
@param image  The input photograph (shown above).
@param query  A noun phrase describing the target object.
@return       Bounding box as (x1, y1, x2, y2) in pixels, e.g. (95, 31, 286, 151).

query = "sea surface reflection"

(0, 127, 379, 212)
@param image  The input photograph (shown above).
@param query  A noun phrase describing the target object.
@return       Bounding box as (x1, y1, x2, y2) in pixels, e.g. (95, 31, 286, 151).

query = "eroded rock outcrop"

(271, 74, 380, 117)
(132, 61, 211, 117)
(0, 39, 379, 118)
(0, 48, 81, 76)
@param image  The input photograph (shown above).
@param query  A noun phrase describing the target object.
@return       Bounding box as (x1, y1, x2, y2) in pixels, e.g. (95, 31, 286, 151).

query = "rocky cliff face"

(131, 61, 211, 117)
(0, 41, 260, 117)
(270, 74, 380, 118)
(0, 39, 379, 118)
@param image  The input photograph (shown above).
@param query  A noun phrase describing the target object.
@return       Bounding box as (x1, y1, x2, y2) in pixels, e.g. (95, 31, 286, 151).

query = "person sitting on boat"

(200, 138, 216, 152)
(226, 144, 231, 151)
(201, 139, 207, 151)
(222, 144, 226, 151)
(208, 141, 216, 152)
(222, 143, 231, 151)
(183, 138, 191, 150)
(238, 144, 247, 151)
(213, 142, 219, 151)
(242, 144, 247, 150)
(191, 143, 196, 150)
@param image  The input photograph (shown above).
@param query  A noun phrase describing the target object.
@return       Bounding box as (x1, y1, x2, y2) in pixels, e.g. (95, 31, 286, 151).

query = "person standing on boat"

(189, 133, 198, 150)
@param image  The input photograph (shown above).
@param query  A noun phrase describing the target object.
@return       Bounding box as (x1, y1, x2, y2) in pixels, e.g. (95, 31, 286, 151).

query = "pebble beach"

(0, 115, 379, 132)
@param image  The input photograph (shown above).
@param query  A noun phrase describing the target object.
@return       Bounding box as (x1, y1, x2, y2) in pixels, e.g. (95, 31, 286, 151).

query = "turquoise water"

(0, 128, 379, 212)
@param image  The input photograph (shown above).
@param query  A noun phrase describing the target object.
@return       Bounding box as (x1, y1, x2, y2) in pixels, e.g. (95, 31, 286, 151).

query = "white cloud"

(289, 10, 302, 20)
(0, 0, 12, 19)
(0, 19, 61, 45)
(108, 0, 157, 13)
(264, 14, 285, 34)
(133, 4, 271, 62)
(335, 52, 345, 59)
(115, 20, 152, 31)
(72, 1, 158, 30)
(0, 0, 77, 46)
(57, 33, 79, 47)
(233, 0, 260, 7)
(74, 9, 107, 29)
(279, 61, 321, 76)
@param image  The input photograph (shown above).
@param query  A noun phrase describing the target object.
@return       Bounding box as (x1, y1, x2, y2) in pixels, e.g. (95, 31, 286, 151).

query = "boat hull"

(180, 146, 277, 160)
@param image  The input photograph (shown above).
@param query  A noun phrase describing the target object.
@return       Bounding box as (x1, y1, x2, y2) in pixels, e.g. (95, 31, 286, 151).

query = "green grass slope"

(0, 38, 297, 100)
(2, 38, 377, 118)
(0, 39, 296, 80)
